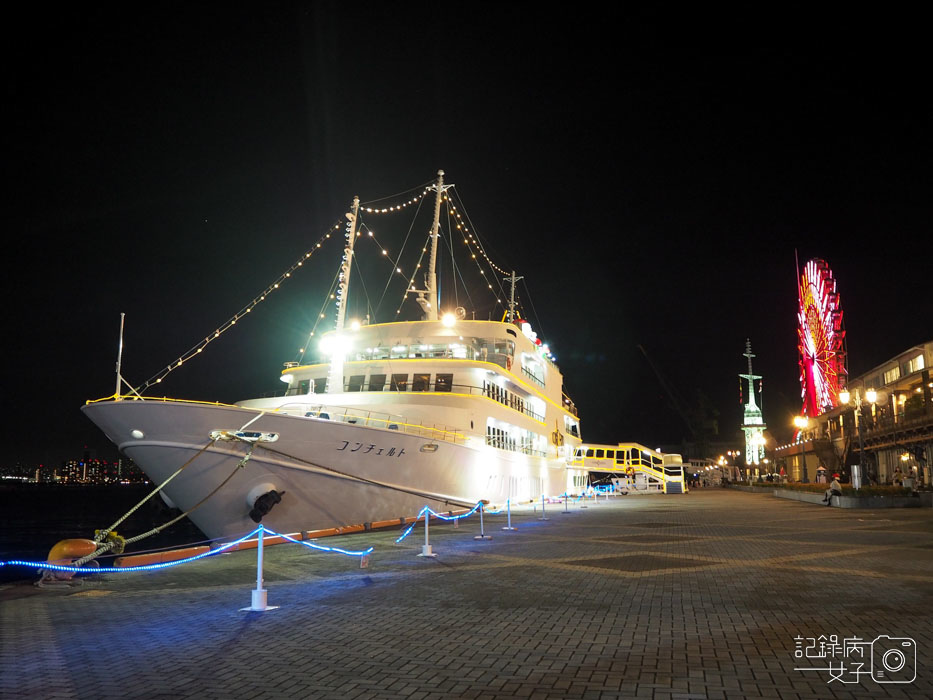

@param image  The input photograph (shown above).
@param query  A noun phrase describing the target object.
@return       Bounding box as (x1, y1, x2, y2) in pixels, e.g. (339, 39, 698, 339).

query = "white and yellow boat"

(82, 171, 588, 540)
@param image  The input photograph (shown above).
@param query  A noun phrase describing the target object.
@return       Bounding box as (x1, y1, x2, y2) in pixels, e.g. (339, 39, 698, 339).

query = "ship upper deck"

(283, 318, 575, 413)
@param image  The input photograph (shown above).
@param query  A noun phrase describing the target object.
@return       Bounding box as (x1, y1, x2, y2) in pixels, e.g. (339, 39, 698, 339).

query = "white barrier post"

(474, 501, 492, 540)
(418, 508, 437, 557)
(502, 499, 516, 530)
(242, 525, 278, 612)
(539, 494, 549, 521)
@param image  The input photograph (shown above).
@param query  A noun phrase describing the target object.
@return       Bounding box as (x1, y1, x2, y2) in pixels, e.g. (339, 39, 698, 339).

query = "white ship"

(82, 171, 587, 541)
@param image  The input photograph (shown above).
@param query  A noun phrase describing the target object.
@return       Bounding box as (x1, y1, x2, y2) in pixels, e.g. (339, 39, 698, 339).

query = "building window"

(906, 354, 925, 374)
(435, 373, 453, 392)
(884, 366, 901, 385)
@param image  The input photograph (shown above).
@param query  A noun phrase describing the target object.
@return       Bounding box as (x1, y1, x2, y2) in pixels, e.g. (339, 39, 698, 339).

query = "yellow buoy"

(44, 539, 98, 580)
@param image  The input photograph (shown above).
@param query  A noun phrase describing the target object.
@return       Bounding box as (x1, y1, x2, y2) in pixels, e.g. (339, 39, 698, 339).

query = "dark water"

(0, 484, 206, 583)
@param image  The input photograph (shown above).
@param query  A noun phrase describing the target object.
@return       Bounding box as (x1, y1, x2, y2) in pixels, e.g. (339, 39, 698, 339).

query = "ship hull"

(82, 400, 576, 540)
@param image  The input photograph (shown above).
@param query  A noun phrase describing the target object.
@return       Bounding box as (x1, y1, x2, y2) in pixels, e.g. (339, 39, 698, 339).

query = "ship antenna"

(506, 270, 523, 323)
(416, 170, 451, 321)
(327, 196, 360, 394)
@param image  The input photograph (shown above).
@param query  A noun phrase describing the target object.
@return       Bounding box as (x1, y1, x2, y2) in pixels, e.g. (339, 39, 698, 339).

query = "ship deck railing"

(271, 402, 467, 445)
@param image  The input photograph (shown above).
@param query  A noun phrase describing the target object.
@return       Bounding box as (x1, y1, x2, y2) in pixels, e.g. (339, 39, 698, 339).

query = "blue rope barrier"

(261, 527, 373, 557)
(5, 498, 512, 573)
(1, 523, 375, 575)
(0, 527, 263, 574)
(394, 501, 485, 544)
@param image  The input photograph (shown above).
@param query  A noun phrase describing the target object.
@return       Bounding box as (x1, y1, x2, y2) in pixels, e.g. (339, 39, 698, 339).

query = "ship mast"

(506, 271, 523, 323)
(327, 196, 360, 394)
(415, 169, 449, 321)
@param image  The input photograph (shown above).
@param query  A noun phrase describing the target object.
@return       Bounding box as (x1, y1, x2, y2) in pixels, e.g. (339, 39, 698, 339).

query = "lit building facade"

(776, 340, 933, 484)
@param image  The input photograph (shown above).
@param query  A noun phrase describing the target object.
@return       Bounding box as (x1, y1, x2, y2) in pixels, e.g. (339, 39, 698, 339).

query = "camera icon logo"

(871, 636, 916, 683)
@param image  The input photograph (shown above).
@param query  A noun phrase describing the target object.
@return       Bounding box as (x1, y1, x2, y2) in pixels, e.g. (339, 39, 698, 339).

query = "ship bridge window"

(368, 374, 386, 392)
(347, 375, 365, 392)
(412, 373, 430, 391)
(595, 449, 604, 458)
(391, 373, 409, 391)
(313, 377, 327, 394)
(563, 415, 580, 438)
(298, 379, 310, 395)
(478, 339, 515, 368)
(435, 373, 453, 392)
(586, 448, 595, 458)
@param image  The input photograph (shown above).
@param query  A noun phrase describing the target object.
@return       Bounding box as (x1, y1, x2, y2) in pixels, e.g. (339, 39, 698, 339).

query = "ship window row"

(350, 339, 514, 362)
(482, 380, 544, 422)
(292, 373, 454, 395)
(291, 373, 533, 401)
(485, 422, 547, 457)
(287, 374, 547, 422)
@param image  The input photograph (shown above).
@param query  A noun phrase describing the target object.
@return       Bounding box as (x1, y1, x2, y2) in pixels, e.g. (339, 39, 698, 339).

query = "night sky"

(6, 4, 932, 467)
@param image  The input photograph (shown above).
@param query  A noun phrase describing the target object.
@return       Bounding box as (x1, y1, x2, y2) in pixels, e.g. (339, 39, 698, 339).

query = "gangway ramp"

(568, 442, 687, 494)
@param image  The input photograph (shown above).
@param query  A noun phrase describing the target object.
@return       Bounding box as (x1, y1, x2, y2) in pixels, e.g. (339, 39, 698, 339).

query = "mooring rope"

(93, 439, 219, 544)
(71, 439, 255, 568)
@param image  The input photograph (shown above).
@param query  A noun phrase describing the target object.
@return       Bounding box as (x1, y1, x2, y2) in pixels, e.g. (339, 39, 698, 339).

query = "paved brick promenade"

(2, 489, 931, 699)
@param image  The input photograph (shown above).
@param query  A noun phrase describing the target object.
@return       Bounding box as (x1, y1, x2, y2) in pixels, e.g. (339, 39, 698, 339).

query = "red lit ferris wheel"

(797, 258, 847, 418)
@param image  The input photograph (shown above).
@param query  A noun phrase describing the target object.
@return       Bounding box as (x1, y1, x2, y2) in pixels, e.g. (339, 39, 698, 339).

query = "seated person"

(822, 473, 842, 505)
